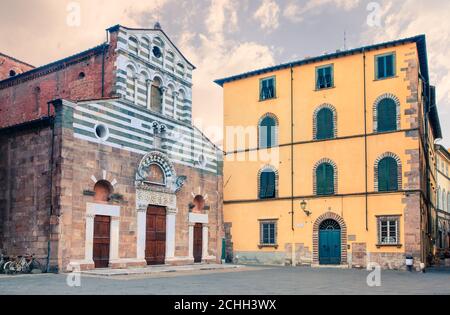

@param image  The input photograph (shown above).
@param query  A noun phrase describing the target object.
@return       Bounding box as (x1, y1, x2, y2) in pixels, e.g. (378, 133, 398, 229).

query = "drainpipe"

(101, 44, 107, 98)
(290, 64, 296, 266)
(363, 49, 369, 231)
(46, 101, 56, 273)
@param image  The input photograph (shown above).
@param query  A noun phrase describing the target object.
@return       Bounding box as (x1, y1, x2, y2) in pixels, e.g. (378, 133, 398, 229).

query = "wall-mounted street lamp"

(301, 200, 312, 217)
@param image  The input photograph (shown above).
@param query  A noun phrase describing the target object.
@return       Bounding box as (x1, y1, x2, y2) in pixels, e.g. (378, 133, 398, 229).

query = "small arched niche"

(192, 195, 206, 213)
(94, 180, 113, 203)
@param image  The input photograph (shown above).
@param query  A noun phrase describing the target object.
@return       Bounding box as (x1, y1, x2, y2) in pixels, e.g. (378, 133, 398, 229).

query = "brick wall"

(0, 32, 118, 130)
(0, 123, 53, 260)
(0, 53, 34, 81)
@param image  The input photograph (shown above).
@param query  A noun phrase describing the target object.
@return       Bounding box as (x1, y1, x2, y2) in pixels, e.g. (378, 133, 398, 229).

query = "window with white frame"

(259, 220, 277, 246)
(377, 216, 400, 245)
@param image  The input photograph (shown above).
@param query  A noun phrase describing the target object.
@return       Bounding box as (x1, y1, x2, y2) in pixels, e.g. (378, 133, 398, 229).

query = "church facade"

(0, 24, 223, 271)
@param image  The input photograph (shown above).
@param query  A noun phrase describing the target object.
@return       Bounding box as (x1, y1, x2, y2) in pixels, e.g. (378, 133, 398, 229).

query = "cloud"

(362, 0, 450, 144)
(179, 0, 275, 144)
(254, 0, 281, 32)
(283, 0, 360, 23)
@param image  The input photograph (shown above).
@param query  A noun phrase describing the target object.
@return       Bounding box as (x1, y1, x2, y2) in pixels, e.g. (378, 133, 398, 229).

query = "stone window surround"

(70, 203, 121, 268)
(313, 103, 338, 140)
(188, 212, 216, 262)
(312, 212, 348, 266)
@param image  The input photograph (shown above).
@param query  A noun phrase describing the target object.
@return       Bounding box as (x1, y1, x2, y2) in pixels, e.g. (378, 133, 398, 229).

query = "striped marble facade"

(73, 98, 220, 174)
(114, 26, 194, 125)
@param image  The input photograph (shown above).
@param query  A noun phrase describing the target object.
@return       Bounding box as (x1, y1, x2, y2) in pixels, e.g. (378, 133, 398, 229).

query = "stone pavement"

(0, 266, 449, 295)
(80, 264, 243, 277)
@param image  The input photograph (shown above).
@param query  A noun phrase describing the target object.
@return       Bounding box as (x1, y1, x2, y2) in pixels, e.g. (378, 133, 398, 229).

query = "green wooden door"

(319, 222, 341, 265)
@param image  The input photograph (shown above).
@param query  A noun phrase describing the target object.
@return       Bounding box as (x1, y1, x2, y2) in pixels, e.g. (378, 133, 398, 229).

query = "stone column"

(165, 208, 177, 262)
(85, 214, 95, 264)
(161, 87, 168, 116)
(133, 77, 138, 104)
(202, 224, 209, 259)
(110, 217, 120, 261)
(136, 207, 147, 260)
(172, 91, 179, 120)
(146, 79, 153, 111)
(188, 223, 195, 260)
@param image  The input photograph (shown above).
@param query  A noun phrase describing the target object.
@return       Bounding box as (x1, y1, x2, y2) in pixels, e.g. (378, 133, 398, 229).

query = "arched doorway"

(319, 219, 342, 265)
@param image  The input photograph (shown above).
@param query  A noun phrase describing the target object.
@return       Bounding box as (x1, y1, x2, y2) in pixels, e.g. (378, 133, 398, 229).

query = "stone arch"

(313, 103, 337, 140)
(128, 35, 139, 55)
(373, 93, 401, 132)
(374, 152, 402, 191)
(258, 113, 279, 148)
(94, 180, 114, 203)
(257, 165, 279, 199)
(313, 158, 338, 195)
(136, 151, 176, 188)
(313, 212, 348, 265)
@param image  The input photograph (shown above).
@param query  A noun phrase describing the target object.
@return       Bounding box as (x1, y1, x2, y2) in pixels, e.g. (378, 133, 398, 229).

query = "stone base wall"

(234, 251, 286, 266)
(58, 134, 223, 271)
(0, 125, 53, 262)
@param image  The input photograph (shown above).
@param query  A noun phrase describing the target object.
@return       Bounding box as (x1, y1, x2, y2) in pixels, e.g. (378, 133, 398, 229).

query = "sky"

(0, 0, 448, 147)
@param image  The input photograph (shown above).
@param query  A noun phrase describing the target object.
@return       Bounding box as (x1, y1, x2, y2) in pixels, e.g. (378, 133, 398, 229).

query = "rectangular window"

(316, 65, 334, 90)
(260, 220, 277, 246)
(260, 77, 276, 101)
(376, 53, 396, 79)
(377, 216, 400, 245)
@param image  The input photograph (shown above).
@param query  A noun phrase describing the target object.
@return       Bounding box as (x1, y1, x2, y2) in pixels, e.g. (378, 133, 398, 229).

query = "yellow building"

(216, 35, 442, 269)
(436, 145, 450, 254)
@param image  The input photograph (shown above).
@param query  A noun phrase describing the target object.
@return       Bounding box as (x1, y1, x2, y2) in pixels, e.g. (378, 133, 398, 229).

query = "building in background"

(216, 35, 442, 269)
(0, 23, 223, 271)
(435, 145, 450, 256)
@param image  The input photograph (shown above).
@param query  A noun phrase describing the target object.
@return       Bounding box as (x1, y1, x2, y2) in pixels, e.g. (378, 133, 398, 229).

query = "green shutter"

(260, 117, 276, 148)
(260, 172, 268, 199)
(317, 163, 334, 195)
(317, 108, 334, 139)
(378, 157, 398, 192)
(377, 98, 397, 132)
(260, 171, 276, 199)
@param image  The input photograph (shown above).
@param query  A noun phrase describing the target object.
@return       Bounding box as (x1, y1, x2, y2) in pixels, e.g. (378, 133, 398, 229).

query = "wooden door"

(194, 223, 203, 263)
(146, 206, 166, 265)
(93, 215, 111, 269)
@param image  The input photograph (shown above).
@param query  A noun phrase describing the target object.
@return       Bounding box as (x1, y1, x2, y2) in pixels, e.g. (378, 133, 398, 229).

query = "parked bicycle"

(0, 254, 10, 274)
(3, 254, 43, 275)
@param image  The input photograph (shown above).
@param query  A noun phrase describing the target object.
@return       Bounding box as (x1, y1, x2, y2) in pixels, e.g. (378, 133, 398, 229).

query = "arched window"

(9, 70, 16, 77)
(315, 107, 335, 140)
(258, 167, 277, 199)
(316, 163, 335, 196)
(126, 65, 136, 103)
(177, 63, 185, 77)
(94, 180, 113, 203)
(141, 37, 150, 59)
(259, 115, 278, 149)
(376, 97, 398, 132)
(377, 157, 399, 192)
(128, 36, 139, 55)
(151, 77, 163, 113)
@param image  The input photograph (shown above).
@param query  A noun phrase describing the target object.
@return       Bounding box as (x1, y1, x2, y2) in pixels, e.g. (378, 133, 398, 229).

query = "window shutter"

(266, 171, 276, 198)
(324, 67, 332, 87)
(317, 109, 334, 140)
(260, 172, 269, 199)
(317, 163, 334, 195)
(377, 56, 385, 79)
(378, 157, 398, 192)
(388, 158, 398, 191)
(386, 55, 394, 77)
(377, 98, 397, 132)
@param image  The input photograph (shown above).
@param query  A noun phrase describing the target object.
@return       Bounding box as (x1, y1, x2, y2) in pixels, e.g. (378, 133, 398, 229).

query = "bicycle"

(23, 254, 43, 274)
(0, 254, 10, 274)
